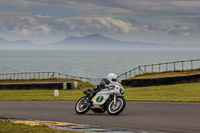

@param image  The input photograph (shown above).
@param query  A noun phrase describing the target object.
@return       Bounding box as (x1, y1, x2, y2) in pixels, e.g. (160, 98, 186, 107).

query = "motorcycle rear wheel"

(75, 96, 90, 114)
(107, 97, 126, 115)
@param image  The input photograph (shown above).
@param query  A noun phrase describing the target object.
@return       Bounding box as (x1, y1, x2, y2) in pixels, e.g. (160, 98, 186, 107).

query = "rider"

(90, 73, 119, 98)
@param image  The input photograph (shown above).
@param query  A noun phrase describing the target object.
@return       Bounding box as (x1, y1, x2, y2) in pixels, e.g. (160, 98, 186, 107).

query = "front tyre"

(107, 97, 126, 115)
(75, 96, 90, 114)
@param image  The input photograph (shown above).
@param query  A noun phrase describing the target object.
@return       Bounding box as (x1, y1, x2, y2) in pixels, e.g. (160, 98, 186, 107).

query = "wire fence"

(0, 72, 91, 82)
(1, 59, 200, 84)
(118, 59, 200, 81)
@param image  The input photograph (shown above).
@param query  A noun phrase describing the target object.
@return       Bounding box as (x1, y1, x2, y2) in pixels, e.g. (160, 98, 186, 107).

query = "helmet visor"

(112, 78, 117, 82)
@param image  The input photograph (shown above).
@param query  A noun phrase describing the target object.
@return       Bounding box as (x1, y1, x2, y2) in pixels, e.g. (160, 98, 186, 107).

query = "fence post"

(174, 62, 176, 71)
(51, 72, 55, 78)
(166, 63, 168, 71)
(138, 67, 141, 75)
(144, 65, 146, 73)
(159, 64, 161, 72)
(182, 61, 184, 70)
(191, 60, 193, 70)
(139, 66, 144, 74)
(134, 69, 136, 76)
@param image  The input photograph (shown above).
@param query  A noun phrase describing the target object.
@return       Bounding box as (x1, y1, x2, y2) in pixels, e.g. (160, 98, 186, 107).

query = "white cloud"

(146, 21, 195, 36)
(55, 17, 133, 34)
(0, 16, 52, 35)
(0, 15, 134, 35)
(14, 28, 32, 35)
(36, 15, 50, 18)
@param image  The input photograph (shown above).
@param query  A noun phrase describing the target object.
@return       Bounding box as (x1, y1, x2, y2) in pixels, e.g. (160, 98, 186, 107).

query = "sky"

(0, 0, 200, 46)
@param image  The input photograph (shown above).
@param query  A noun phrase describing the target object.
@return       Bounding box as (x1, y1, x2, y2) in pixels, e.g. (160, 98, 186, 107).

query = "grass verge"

(0, 82, 200, 102)
(125, 82, 200, 102)
(0, 89, 85, 101)
(0, 120, 81, 133)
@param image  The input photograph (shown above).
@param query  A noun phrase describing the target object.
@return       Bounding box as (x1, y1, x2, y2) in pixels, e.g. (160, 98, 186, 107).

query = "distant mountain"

(0, 37, 34, 49)
(57, 34, 121, 44)
(0, 37, 7, 43)
(45, 33, 184, 50)
(0, 34, 199, 50)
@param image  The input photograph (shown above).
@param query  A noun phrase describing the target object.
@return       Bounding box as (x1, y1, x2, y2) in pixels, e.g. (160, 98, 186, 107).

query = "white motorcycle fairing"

(92, 84, 124, 106)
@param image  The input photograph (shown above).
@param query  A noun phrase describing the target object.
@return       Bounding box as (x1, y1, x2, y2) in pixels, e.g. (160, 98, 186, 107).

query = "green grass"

(0, 120, 81, 133)
(125, 82, 200, 102)
(0, 89, 85, 101)
(1, 82, 200, 102)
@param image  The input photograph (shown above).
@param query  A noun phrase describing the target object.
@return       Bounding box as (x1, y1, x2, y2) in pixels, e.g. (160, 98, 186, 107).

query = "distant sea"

(0, 50, 200, 78)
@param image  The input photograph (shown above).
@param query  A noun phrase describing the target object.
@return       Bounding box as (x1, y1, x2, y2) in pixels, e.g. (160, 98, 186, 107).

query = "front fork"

(81, 97, 91, 108)
(114, 94, 117, 105)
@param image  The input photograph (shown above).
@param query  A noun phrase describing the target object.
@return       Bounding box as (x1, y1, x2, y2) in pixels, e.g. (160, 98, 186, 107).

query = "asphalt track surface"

(0, 101, 200, 133)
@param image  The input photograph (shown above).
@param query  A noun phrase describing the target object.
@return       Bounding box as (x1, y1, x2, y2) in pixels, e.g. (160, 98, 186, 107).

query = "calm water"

(0, 50, 200, 78)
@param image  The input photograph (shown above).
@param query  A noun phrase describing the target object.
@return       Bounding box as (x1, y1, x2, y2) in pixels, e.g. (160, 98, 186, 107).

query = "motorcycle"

(75, 83, 126, 115)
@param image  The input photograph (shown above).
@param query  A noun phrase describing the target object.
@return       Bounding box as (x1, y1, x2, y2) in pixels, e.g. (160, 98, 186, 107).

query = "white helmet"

(107, 73, 117, 83)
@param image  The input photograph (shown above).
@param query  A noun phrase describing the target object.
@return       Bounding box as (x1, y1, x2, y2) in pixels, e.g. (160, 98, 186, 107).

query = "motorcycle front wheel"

(107, 97, 126, 115)
(75, 96, 90, 114)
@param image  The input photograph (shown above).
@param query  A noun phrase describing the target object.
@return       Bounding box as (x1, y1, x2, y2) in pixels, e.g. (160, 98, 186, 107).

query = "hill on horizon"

(0, 34, 199, 50)
(45, 33, 195, 50)
(0, 37, 34, 49)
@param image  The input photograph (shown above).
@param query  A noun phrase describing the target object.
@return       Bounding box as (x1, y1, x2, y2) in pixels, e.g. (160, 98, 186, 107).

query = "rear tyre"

(107, 97, 126, 115)
(75, 96, 90, 114)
